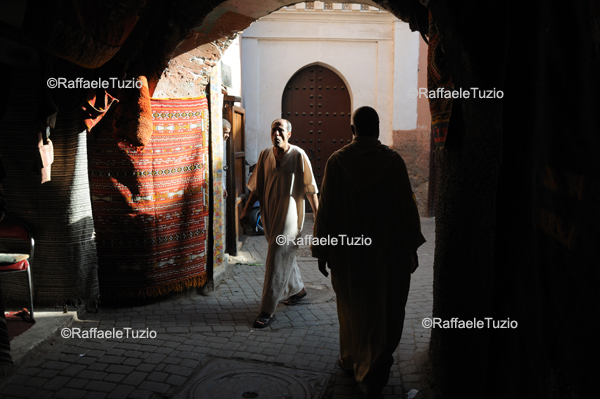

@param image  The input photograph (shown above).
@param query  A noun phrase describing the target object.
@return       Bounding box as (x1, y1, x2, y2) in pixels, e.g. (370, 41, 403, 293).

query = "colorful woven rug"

(0, 307, 11, 374)
(427, 10, 454, 149)
(89, 97, 210, 299)
(0, 61, 99, 307)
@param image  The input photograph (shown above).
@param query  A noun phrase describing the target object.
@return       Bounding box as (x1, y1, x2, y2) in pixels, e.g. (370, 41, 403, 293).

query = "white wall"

(393, 21, 420, 130)
(221, 36, 242, 97)
(241, 7, 420, 164)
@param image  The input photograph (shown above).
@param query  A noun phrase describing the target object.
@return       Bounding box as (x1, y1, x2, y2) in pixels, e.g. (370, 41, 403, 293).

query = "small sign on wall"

(221, 61, 233, 88)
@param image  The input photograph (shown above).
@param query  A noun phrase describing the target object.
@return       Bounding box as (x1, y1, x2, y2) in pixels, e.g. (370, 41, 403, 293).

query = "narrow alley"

(0, 216, 434, 399)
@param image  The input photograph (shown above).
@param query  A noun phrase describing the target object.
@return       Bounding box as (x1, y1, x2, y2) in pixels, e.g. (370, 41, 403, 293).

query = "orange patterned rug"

(89, 97, 210, 300)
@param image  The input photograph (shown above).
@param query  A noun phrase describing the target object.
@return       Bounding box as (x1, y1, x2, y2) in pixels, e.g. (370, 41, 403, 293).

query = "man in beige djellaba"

(312, 106, 425, 398)
(241, 119, 318, 328)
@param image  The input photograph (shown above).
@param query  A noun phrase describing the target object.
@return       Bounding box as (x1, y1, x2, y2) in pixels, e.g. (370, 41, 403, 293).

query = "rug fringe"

(100, 272, 208, 300)
(140, 273, 208, 298)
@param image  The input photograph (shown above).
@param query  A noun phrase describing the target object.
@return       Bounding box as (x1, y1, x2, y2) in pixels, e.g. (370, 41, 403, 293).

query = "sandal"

(282, 288, 307, 306)
(253, 312, 275, 328)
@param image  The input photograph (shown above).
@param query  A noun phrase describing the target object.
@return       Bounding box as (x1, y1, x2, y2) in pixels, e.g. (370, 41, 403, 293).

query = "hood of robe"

(333, 136, 399, 189)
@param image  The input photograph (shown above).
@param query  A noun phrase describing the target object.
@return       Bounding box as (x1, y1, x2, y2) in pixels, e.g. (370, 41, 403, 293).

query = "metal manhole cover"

(173, 359, 330, 399)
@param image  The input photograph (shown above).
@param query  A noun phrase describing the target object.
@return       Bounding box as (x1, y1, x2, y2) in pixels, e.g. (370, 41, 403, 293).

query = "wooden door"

(224, 98, 246, 255)
(281, 65, 352, 186)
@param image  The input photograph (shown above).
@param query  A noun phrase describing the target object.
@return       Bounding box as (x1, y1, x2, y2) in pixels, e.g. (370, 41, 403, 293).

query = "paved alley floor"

(0, 216, 435, 399)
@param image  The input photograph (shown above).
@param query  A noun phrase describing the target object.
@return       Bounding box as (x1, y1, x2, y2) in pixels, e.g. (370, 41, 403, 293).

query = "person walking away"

(312, 106, 425, 398)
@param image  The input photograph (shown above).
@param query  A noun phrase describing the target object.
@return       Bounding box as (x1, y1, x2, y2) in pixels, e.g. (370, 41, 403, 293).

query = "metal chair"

(0, 218, 34, 321)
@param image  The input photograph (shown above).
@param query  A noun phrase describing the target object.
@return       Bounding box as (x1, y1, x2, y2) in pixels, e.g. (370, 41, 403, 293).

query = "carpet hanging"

(89, 97, 210, 300)
(427, 10, 454, 149)
(0, 308, 11, 375)
(0, 62, 100, 307)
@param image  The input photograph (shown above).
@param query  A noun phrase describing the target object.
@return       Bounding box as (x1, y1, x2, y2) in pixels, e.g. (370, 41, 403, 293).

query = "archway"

(281, 64, 352, 185)
(1, 2, 597, 398)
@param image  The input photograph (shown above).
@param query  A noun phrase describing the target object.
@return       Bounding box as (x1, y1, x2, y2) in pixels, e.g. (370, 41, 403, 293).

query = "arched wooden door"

(281, 65, 352, 186)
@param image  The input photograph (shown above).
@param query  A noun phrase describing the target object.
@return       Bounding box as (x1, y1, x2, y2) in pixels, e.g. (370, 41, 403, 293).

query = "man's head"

(351, 106, 380, 138)
(222, 118, 231, 141)
(271, 119, 292, 151)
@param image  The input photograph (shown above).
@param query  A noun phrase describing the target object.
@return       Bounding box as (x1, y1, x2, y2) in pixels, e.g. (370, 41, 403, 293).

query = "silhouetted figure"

(312, 106, 425, 398)
(241, 119, 319, 328)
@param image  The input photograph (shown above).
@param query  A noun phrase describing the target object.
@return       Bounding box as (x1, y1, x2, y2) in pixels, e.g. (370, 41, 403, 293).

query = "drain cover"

(173, 359, 330, 399)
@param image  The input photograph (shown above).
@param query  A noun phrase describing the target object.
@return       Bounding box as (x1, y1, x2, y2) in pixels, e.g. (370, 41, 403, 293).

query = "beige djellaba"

(312, 136, 425, 390)
(248, 145, 318, 315)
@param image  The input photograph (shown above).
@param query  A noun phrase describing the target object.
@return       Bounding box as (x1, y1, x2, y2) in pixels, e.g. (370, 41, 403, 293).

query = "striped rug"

(0, 302, 11, 375)
(0, 61, 99, 307)
(88, 97, 210, 299)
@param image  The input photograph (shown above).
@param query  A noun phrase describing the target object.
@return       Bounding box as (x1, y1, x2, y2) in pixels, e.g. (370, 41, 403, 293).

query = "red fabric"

(5, 311, 35, 338)
(427, 11, 454, 149)
(89, 97, 210, 299)
(0, 220, 30, 241)
(113, 76, 153, 147)
(0, 260, 29, 272)
(81, 89, 119, 133)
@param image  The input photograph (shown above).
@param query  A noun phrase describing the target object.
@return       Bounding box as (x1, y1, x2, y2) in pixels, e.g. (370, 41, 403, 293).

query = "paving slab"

(6, 310, 77, 366)
(0, 215, 435, 399)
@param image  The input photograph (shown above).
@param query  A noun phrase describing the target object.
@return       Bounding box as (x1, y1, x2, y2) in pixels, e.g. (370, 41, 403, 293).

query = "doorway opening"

(282, 64, 352, 186)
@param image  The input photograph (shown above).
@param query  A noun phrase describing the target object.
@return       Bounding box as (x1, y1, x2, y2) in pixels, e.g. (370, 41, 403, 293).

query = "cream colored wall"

(221, 36, 243, 97)
(241, 6, 420, 164)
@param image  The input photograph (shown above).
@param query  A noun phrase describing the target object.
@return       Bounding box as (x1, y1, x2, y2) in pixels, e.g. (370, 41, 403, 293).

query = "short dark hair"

(351, 106, 379, 137)
(272, 119, 292, 132)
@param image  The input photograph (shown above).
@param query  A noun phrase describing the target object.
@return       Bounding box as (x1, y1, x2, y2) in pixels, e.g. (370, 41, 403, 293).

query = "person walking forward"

(241, 119, 319, 328)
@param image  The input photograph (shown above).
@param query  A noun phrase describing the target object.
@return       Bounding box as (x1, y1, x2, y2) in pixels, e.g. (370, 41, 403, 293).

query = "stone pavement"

(0, 215, 434, 399)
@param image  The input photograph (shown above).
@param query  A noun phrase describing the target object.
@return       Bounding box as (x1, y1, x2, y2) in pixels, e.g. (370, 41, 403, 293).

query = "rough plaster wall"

(154, 1, 392, 98)
(392, 129, 429, 216)
(154, 1, 380, 98)
(393, 34, 430, 217)
(154, 36, 238, 98)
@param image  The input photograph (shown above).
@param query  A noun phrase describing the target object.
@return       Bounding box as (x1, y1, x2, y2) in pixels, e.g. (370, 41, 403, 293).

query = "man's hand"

(318, 259, 329, 277)
(410, 251, 419, 273)
(239, 192, 259, 235)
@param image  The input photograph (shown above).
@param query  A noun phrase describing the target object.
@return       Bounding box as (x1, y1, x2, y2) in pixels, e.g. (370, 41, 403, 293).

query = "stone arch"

(3, 2, 596, 398)
(158, 1, 409, 102)
(178, 1, 388, 55)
